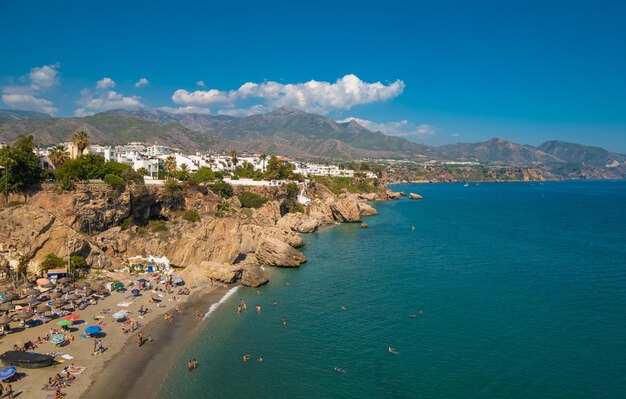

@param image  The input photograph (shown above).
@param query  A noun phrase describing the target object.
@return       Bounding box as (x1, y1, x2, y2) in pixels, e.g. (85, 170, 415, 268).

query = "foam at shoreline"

(204, 285, 240, 320)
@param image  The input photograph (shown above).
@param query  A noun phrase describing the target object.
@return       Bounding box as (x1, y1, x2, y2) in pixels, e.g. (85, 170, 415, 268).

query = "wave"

(203, 285, 241, 320)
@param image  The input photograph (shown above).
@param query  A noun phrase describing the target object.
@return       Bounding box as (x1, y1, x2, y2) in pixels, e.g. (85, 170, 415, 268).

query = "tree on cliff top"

(0, 135, 42, 204)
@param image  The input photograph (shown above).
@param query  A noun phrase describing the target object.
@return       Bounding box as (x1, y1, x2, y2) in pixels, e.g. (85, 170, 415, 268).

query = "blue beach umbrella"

(131, 289, 141, 296)
(0, 366, 16, 380)
(85, 325, 102, 334)
(137, 279, 148, 284)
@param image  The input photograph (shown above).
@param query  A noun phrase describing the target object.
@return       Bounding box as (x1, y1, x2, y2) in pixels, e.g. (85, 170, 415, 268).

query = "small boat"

(463, 182, 469, 187)
(0, 351, 55, 368)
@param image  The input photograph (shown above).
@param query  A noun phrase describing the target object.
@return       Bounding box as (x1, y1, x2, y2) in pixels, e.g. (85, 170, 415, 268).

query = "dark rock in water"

(241, 265, 269, 287)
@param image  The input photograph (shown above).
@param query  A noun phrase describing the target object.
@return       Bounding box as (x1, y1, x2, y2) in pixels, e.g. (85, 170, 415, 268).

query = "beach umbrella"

(43, 282, 55, 289)
(0, 315, 11, 325)
(62, 286, 73, 293)
(0, 367, 16, 380)
(75, 281, 91, 289)
(2, 293, 17, 302)
(56, 320, 72, 327)
(58, 277, 73, 284)
(112, 282, 124, 291)
(37, 304, 51, 312)
(53, 298, 66, 306)
(50, 334, 66, 345)
(65, 314, 80, 321)
(49, 291, 62, 299)
(85, 325, 102, 334)
(36, 278, 51, 286)
(131, 289, 140, 296)
(26, 300, 40, 307)
(25, 288, 39, 296)
(0, 303, 14, 311)
(137, 279, 149, 284)
(68, 293, 80, 301)
(16, 313, 33, 321)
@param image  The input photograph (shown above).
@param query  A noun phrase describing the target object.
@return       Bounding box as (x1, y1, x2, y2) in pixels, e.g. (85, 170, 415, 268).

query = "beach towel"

(67, 365, 87, 375)
(117, 302, 132, 307)
(61, 354, 74, 360)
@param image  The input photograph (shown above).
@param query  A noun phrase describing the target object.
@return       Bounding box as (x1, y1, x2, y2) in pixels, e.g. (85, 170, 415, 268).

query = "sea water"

(157, 181, 626, 399)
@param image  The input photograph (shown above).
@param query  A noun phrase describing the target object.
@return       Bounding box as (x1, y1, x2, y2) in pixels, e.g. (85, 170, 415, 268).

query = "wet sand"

(82, 285, 230, 399)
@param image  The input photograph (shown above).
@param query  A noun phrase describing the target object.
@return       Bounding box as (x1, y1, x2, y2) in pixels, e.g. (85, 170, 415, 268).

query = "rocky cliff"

(0, 181, 393, 287)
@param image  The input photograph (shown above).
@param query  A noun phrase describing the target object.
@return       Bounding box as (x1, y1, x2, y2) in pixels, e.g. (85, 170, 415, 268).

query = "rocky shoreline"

(0, 182, 403, 288)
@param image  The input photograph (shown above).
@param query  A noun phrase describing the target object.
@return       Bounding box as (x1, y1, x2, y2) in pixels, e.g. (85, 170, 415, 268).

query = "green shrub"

(237, 191, 269, 209)
(210, 180, 233, 199)
(120, 216, 133, 230)
(182, 210, 200, 223)
(149, 220, 168, 233)
(104, 174, 126, 190)
(40, 253, 66, 274)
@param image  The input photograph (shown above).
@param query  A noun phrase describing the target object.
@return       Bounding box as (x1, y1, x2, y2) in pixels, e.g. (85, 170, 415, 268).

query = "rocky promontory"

(0, 181, 402, 287)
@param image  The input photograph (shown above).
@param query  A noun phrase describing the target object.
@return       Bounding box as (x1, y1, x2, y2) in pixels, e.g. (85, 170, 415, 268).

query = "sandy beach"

(81, 285, 230, 399)
(0, 272, 228, 399)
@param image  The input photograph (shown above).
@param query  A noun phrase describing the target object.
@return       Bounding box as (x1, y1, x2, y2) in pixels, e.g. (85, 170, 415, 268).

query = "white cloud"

(1, 93, 58, 114)
(134, 77, 149, 88)
(338, 117, 437, 139)
(96, 77, 116, 89)
(75, 79, 143, 115)
(450, 133, 460, 137)
(158, 106, 211, 115)
(1, 63, 60, 114)
(29, 63, 60, 91)
(172, 74, 405, 115)
(196, 80, 205, 87)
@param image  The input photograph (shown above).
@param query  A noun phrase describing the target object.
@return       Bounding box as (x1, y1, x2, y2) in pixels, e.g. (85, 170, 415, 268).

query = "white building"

(89, 145, 116, 162)
(134, 159, 160, 179)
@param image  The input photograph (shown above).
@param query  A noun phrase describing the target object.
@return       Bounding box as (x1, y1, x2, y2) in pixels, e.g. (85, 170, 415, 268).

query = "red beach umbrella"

(65, 313, 80, 321)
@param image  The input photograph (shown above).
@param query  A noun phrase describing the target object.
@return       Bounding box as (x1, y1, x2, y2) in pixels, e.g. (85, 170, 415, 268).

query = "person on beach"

(92, 339, 99, 355)
(137, 331, 144, 347)
(5, 383, 13, 399)
(0, 382, 3, 396)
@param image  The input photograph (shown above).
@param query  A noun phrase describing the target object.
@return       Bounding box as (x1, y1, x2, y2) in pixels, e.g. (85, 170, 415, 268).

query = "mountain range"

(0, 107, 624, 177)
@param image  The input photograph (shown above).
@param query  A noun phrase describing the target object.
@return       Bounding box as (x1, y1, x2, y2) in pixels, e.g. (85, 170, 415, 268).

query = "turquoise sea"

(157, 181, 626, 399)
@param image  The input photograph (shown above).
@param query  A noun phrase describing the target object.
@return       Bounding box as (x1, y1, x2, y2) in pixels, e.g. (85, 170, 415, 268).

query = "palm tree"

(260, 153, 267, 172)
(164, 156, 177, 174)
(230, 150, 238, 167)
(72, 130, 91, 156)
(48, 144, 69, 168)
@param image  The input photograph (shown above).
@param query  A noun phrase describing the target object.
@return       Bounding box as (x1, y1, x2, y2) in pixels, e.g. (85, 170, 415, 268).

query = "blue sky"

(1, 0, 625, 151)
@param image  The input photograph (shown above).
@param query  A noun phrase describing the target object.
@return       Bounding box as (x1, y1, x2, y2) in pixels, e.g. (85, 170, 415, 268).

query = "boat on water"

(0, 351, 55, 368)
(463, 182, 469, 187)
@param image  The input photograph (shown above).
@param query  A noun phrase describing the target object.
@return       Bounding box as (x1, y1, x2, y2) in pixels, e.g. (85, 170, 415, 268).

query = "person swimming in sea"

(334, 367, 346, 374)
(255, 305, 262, 312)
(243, 354, 251, 362)
(282, 317, 287, 327)
(388, 345, 399, 355)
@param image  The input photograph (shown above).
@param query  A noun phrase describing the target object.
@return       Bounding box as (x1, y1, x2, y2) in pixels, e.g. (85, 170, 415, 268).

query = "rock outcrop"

(0, 205, 112, 273)
(409, 193, 423, 199)
(255, 236, 307, 267)
(200, 261, 243, 284)
(277, 213, 321, 233)
(240, 265, 269, 287)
